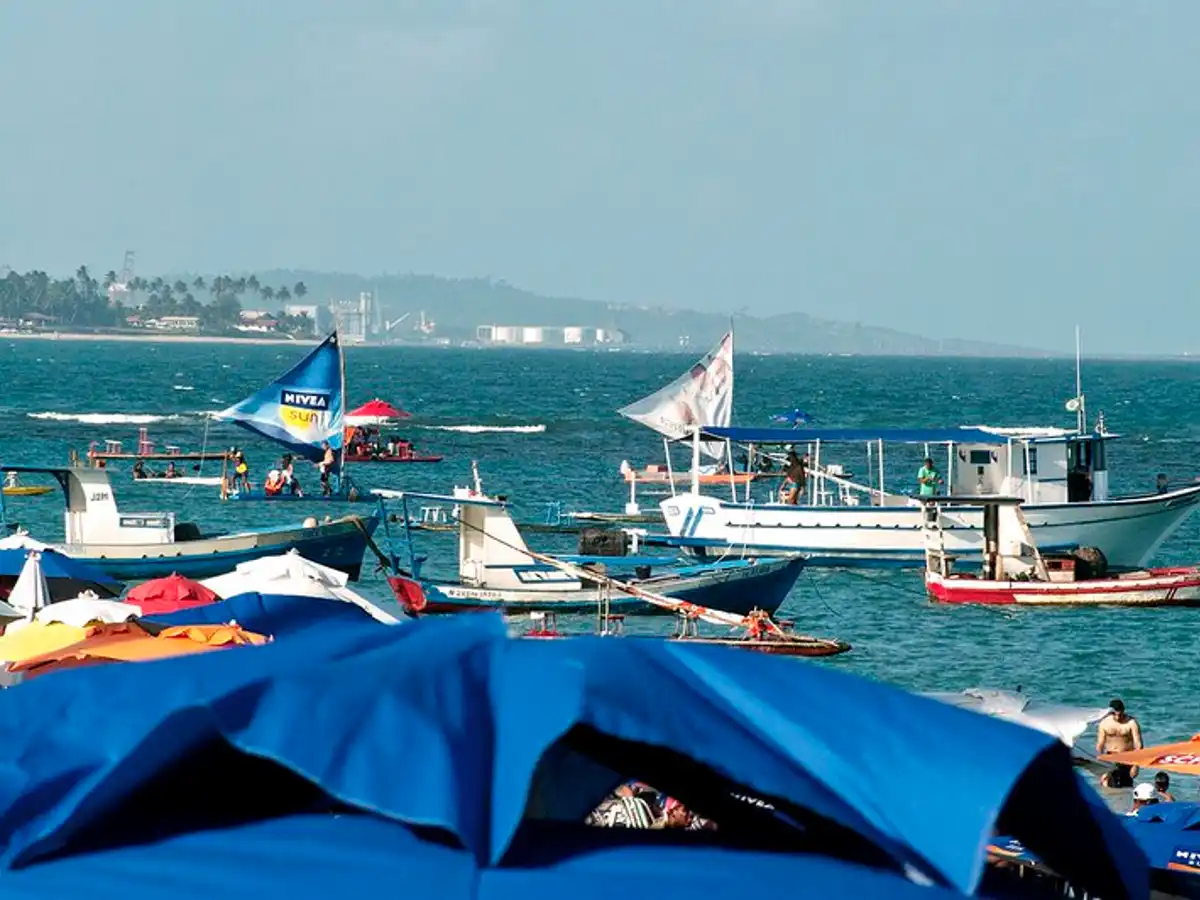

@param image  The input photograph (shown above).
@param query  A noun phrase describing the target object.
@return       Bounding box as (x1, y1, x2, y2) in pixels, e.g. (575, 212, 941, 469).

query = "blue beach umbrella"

(0, 615, 1147, 899)
(0, 548, 123, 600)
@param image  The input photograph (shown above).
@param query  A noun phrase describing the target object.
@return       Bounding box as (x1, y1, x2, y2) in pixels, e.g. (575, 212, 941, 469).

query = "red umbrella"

(347, 399, 410, 421)
(125, 573, 221, 615)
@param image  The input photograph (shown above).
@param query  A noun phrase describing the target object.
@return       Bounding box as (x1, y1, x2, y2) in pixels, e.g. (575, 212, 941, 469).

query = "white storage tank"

(492, 326, 518, 344)
(563, 326, 584, 344)
(521, 327, 544, 344)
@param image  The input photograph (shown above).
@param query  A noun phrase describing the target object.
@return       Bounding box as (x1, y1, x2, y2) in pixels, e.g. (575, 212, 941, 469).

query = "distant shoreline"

(0, 331, 318, 347)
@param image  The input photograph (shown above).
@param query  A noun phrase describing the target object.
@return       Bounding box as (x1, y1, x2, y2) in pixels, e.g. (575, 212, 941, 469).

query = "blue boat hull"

(388, 555, 805, 617)
(54, 517, 379, 583)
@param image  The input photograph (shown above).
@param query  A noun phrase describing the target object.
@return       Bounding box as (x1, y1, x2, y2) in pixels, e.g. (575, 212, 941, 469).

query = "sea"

(5, 339, 1200, 787)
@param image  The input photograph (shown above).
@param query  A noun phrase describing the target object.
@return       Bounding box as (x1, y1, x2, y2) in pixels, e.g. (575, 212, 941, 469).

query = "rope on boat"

(350, 516, 394, 572)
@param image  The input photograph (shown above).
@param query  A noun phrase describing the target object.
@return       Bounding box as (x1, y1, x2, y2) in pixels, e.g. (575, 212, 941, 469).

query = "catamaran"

(216, 332, 373, 503)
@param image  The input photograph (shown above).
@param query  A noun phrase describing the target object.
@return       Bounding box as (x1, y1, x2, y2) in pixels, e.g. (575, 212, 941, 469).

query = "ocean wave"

(27, 412, 189, 425)
(173, 385, 195, 391)
(420, 424, 546, 434)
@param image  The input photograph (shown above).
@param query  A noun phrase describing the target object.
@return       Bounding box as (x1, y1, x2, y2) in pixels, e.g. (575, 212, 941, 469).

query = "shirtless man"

(1097, 699, 1143, 788)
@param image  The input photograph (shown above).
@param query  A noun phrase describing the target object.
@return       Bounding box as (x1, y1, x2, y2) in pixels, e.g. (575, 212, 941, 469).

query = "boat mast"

(1074, 325, 1086, 434)
(336, 327, 348, 490)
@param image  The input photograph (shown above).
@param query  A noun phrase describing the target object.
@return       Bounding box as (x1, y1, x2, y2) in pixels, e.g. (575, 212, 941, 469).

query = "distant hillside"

(253, 269, 1049, 356)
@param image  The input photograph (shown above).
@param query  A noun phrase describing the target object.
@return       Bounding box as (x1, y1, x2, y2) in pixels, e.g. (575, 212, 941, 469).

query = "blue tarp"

(698, 426, 1010, 445)
(0, 615, 1147, 899)
(146, 591, 390, 638)
(1127, 802, 1200, 873)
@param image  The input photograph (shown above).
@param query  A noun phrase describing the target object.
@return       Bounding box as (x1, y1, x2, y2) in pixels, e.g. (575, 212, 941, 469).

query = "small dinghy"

(923, 496, 1200, 607)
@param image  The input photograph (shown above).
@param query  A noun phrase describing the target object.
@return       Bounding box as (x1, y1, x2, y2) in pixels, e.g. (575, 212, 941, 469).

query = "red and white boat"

(923, 496, 1200, 607)
(343, 399, 443, 464)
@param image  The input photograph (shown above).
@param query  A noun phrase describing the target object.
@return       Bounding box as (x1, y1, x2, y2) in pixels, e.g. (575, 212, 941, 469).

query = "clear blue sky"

(1, 1, 1195, 353)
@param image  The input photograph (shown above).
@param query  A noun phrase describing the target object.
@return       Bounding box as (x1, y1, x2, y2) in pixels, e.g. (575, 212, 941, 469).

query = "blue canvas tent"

(0, 615, 1147, 899)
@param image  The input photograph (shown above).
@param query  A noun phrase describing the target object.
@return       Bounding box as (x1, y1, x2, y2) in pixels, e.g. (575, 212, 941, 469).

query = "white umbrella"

(201, 550, 398, 624)
(8, 551, 51, 618)
(34, 592, 142, 627)
(0, 533, 53, 553)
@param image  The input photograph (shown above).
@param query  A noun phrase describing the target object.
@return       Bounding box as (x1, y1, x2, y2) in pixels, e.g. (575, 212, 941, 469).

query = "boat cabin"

(951, 430, 1110, 504)
(0, 465, 187, 546)
(922, 495, 1050, 583)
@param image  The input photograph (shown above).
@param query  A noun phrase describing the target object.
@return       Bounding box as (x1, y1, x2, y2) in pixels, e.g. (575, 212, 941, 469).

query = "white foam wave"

(173, 385, 195, 391)
(27, 412, 188, 425)
(421, 423, 546, 434)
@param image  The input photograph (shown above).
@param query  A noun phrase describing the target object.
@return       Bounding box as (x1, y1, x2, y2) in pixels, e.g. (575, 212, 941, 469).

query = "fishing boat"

(380, 470, 805, 617)
(2, 473, 52, 497)
(652, 419, 1200, 570)
(216, 332, 375, 503)
(923, 495, 1200, 607)
(0, 463, 379, 582)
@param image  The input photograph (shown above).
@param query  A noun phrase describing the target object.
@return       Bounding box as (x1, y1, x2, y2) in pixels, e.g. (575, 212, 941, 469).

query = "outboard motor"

(1071, 546, 1108, 581)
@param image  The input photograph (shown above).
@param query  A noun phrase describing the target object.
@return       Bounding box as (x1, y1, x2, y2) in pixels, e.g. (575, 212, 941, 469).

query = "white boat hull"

(661, 485, 1200, 568)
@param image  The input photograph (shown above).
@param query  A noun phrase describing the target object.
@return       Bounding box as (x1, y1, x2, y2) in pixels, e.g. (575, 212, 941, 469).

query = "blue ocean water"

(4, 339, 1200, 761)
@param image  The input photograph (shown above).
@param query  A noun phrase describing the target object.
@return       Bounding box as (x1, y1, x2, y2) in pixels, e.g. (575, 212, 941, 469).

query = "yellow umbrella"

(0, 620, 88, 665)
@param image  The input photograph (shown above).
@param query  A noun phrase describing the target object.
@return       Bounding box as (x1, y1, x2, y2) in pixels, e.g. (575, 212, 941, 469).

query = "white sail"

(618, 331, 734, 460)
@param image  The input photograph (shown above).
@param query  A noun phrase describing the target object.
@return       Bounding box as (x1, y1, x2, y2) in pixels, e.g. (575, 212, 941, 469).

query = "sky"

(1, 1, 1197, 353)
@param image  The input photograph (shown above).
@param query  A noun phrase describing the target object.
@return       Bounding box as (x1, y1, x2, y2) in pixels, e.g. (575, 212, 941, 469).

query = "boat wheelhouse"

(655, 423, 1200, 569)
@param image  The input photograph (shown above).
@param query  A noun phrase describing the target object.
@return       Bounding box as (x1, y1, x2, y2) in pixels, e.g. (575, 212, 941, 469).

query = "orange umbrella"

(125, 573, 221, 615)
(9, 621, 268, 679)
(1101, 734, 1200, 774)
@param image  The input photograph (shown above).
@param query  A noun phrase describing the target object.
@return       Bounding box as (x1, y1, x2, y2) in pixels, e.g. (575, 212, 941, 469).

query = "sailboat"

(216, 332, 369, 503)
(615, 332, 753, 513)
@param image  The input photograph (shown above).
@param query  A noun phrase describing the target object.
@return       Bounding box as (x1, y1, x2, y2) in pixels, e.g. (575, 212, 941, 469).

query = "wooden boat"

(0, 464, 379, 582)
(923, 495, 1200, 607)
(344, 442, 443, 464)
(379, 472, 805, 617)
(522, 610, 850, 658)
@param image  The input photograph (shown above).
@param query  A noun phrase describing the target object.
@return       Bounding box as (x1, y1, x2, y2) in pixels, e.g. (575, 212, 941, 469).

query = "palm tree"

(103, 270, 118, 290)
(293, 281, 308, 300)
(260, 285, 276, 303)
(277, 286, 291, 304)
(192, 276, 206, 292)
(173, 279, 188, 295)
(247, 275, 260, 293)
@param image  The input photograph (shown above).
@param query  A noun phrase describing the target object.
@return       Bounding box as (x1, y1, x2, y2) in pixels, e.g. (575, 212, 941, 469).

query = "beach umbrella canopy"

(0, 548, 122, 602)
(925, 688, 1110, 747)
(9, 621, 268, 679)
(201, 550, 398, 624)
(7, 551, 51, 617)
(33, 593, 142, 627)
(147, 591, 398, 638)
(0, 620, 88, 665)
(346, 398, 410, 426)
(125, 573, 220, 615)
(1102, 735, 1200, 775)
(0, 615, 1145, 899)
(0, 533, 53, 553)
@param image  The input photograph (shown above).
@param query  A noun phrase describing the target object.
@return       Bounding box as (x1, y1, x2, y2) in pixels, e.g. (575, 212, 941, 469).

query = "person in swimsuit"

(318, 441, 336, 496)
(782, 448, 807, 505)
(1098, 698, 1143, 788)
(1154, 772, 1176, 802)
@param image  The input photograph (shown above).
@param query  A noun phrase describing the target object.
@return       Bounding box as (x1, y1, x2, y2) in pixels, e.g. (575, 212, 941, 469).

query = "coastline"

(0, 331, 318, 347)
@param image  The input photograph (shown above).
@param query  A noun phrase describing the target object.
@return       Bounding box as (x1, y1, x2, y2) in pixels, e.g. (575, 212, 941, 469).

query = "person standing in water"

(1098, 699, 1143, 788)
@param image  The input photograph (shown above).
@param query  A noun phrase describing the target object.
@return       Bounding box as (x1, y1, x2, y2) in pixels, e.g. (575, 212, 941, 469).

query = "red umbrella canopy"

(125, 573, 221, 615)
(347, 399, 410, 420)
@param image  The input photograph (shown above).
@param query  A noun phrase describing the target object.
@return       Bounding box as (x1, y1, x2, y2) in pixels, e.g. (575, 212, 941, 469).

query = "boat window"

(1092, 438, 1107, 472)
(968, 450, 992, 466)
(1018, 447, 1038, 476)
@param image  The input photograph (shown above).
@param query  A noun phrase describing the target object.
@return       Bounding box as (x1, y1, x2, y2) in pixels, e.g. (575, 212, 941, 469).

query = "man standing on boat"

(1097, 699, 1143, 788)
(917, 457, 943, 497)
(318, 441, 336, 497)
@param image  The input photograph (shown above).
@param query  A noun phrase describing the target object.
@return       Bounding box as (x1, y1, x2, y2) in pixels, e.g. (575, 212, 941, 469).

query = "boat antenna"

(1066, 325, 1086, 434)
(336, 326, 348, 490)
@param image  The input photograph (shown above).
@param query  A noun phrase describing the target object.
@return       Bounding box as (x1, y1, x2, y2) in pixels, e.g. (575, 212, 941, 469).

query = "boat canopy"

(696, 425, 1117, 446)
(697, 426, 1010, 445)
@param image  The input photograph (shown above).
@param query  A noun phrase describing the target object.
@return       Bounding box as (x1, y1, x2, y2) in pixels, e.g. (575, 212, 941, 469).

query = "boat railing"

(805, 468, 904, 508)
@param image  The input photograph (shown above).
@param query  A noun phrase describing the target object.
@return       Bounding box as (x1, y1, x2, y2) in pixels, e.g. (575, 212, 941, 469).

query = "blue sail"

(216, 332, 344, 461)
